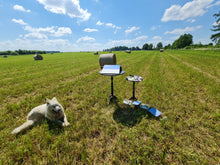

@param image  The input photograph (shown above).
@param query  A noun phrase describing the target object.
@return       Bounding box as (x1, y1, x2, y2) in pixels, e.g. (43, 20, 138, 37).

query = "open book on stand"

(99, 65, 122, 75)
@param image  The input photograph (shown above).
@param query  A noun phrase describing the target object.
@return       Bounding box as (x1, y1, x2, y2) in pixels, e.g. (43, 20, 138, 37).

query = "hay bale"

(125, 50, 131, 53)
(160, 49, 164, 52)
(33, 54, 43, 60)
(94, 51, 98, 55)
(3, 55, 7, 58)
(99, 53, 116, 69)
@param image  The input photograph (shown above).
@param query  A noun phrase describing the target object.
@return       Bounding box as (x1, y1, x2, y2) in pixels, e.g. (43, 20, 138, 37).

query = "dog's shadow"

(45, 119, 65, 135)
(16, 119, 65, 136)
(113, 104, 154, 127)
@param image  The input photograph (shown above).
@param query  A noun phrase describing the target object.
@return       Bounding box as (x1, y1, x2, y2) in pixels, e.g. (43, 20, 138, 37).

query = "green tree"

(172, 34, 193, 49)
(136, 46, 141, 50)
(149, 43, 153, 50)
(142, 43, 149, 50)
(210, 11, 220, 44)
(156, 42, 163, 50)
(10, 51, 19, 55)
(164, 44, 171, 49)
(131, 47, 136, 50)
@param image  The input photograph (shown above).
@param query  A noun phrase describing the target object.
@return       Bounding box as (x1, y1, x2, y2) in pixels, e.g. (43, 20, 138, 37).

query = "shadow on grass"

(113, 104, 154, 127)
(46, 119, 64, 135)
(15, 119, 64, 136)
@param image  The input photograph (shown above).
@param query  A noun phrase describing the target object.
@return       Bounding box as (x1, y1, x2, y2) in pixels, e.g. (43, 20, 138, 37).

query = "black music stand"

(99, 65, 125, 104)
(126, 75, 143, 100)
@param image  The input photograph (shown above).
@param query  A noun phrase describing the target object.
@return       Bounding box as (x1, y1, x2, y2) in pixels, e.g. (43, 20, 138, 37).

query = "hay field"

(0, 50, 219, 164)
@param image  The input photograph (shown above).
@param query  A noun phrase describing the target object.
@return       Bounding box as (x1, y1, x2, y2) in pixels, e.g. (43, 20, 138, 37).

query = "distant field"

(0, 50, 219, 164)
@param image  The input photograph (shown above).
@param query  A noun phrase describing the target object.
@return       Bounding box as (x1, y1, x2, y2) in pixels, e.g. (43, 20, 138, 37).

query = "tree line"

(103, 46, 141, 52)
(105, 32, 219, 52)
(0, 50, 46, 56)
(105, 11, 220, 51)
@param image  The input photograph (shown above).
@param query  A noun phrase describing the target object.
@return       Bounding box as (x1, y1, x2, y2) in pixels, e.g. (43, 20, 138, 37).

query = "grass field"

(0, 50, 219, 164)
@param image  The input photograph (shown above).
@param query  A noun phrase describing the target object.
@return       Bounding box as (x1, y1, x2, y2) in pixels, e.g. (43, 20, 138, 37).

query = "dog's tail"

(11, 120, 35, 135)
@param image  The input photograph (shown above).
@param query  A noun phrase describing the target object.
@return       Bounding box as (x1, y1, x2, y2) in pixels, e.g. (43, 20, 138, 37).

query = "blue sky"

(0, 0, 220, 52)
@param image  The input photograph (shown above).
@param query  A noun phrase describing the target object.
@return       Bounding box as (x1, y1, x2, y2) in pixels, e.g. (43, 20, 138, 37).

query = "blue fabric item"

(132, 101, 141, 106)
(148, 107, 161, 117)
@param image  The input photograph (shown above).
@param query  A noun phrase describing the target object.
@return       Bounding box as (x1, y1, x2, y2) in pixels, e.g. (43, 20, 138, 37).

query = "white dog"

(11, 97, 69, 135)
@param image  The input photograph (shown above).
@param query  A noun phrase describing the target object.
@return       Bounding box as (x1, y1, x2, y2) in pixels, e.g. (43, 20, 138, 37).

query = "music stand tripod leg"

(129, 81, 137, 100)
(109, 76, 117, 104)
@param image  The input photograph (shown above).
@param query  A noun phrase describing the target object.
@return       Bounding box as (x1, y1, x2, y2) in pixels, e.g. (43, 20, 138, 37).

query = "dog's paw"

(63, 122, 70, 127)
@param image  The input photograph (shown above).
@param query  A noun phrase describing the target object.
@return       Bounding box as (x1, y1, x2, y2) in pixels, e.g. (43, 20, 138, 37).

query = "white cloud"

(2, 38, 78, 51)
(37, 0, 91, 21)
(12, 19, 28, 26)
(24, 33, 48, 40)
(105, 22, 121, 34)
(84, 28, 98, 32)
(165, 26, 202, 35)
(105, 23, 114, 28)
(125, 26, 140, 34)
(76, 36, 95, 43)
(24, 25, 72, 37)
(12, 19, 72, 39)
(75, 42, 102, 51)
(96, 21, 104, 26)
(96, 21, 121, 34)
(207, 0, 220, 8)
(151, 26, 157, 31)
(187, 19, 196, 23)
(24, 26, 53, 33)
(105, 23, 121, 30)
(146, 36, 164, 47)
(161, 0, 214, 22)
(106, 36, 148, 47)
(0, 35, 147, 52)
(152, 36, 162, 40)
(135, 36, 148, 41)
(0, 26, 99, 51)
(13, 5, 31, 12)
(54, 27, 72, 37)
(150, 25, 161, 31)
(96, 20, 121, 32)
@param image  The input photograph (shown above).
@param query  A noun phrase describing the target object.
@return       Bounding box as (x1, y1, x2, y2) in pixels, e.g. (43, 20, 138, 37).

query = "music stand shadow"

(113, 104, 153, 127)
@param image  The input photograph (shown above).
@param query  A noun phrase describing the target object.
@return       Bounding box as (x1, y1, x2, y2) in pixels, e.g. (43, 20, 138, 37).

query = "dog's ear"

(52, 97, 57, 101)
(46, 98, 50, 106)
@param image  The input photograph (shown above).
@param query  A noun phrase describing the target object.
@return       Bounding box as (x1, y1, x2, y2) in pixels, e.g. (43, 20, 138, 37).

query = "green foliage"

(0, 50, 46, 56)
(172, 33, 193, 49)
(211, 11, 220, 44)
(156, 42, 163, 50)
(0, 51, 219, 164)
(104, 46, 141, 51)
(149, 43, 153, 50)
(164, 44, 171, 49)
(142, 43, 149, 50)
(142, 43, 154, 50)
(131, 46, 141, 51)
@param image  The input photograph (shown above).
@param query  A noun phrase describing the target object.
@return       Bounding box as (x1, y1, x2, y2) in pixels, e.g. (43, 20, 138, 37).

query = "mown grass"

(0, 50, 219, 164)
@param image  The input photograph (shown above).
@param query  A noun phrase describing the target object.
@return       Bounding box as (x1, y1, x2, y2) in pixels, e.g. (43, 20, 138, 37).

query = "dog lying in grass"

(11, 97, 70, 135)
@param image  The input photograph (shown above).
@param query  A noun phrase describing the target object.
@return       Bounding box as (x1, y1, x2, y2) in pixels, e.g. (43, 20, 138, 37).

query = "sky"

(0, 0, 220, 52)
